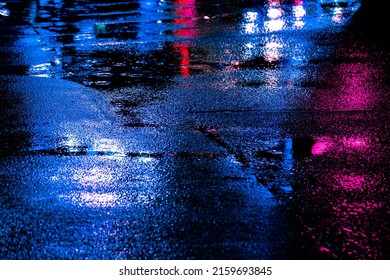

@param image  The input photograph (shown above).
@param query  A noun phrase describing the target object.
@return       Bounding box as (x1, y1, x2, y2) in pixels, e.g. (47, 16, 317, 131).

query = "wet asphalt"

(0, 0, 389, 259)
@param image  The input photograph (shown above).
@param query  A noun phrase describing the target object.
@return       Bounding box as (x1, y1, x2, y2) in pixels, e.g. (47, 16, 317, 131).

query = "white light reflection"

(74, 22, 95, 42)
(92, 138, 126, 157)
(62, 164, 120, 208)
(139, 157, 155, 163)
(291, 43, 307, 65)
(59, 192, 120, 208)
(267, 8, 283, 19)
(243, 42, 256, 60)
(73, 167, 114, 186)
(293, 5, 306, 18)
(78, 192, 119, 207)
(264, 71, 279, 88)
(245, 23, 258, 34)
(246, 11, 258, 21)
(29, 63, 53, 78)
(293, 5, 306, 29)
(0, 8, 10, 17)
(95, 41, 124, 47)
(60, 134, 86, 152)
(332, 7, 344, 23)
(264, 6, 285, 32)
(264, 41, 283, 62)
(243, 11, 259, 34)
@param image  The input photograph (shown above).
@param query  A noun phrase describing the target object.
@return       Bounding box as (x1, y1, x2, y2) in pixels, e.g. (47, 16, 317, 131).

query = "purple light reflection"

(311, 60, 381, 111)
(334, 173, 366, 191)
(311, 136, 370, 156)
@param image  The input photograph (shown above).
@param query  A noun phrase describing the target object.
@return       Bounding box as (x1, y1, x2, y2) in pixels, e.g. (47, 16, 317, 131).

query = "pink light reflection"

(311, 136, 369, 156)
(335, 174, 366, 191)
(331, 200, 383, 258)
(173, 0, 198, 38)
(311, 136, 334, 155)
(267, 0, 281, 7)
(343, 137, 368, 149)
(311, 61, 379, 110)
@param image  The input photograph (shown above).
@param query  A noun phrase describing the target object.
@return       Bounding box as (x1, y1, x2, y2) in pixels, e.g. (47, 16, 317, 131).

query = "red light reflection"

(172, 0, 198, 77)
(174, 42, 191, 77)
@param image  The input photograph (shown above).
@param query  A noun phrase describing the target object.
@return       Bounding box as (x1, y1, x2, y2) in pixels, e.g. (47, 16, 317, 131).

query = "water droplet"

(0, 8, 10, 17)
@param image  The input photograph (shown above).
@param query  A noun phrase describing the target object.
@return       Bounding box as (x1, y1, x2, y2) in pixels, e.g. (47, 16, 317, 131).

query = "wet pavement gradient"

(0, 0, 389, 259)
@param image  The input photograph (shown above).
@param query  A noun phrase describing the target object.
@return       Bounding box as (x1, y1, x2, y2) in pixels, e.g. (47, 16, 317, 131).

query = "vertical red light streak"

(172, 0, 197, 77)
(174, 42, 191, 77)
